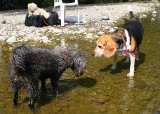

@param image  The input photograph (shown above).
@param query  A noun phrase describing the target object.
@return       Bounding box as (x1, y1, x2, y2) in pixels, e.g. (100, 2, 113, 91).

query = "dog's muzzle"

(91, 51, 100, 58)
(91, 52, 95, 56)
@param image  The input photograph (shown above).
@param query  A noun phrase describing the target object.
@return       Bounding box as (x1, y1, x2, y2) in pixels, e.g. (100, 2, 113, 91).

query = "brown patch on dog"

(130, 36, 136, 52)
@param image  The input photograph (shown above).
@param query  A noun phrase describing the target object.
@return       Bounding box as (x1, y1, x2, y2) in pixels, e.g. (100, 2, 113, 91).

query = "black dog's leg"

(13, 90, 19, 107)
(41, 79, 46, 89)
(26, 80, 39, 111)
(28, 98, 35, 111)
(51, 77, 59, 97)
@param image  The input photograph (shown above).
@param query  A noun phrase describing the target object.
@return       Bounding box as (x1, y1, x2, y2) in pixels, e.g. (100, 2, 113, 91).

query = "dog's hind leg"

(28, 98, 35, 111)
(41, 78, 46, 90)
(125, 55, 130, 63)
(111, 54, 117, 70)
(13, 90, 19, 107)
(9, 71, 20, 107)
(51, 77, 59, 97)
(136, 45, 141, 61)
(26, 80, 39, 110)
(136, 53, 139, 61)
(127, 53, 135, 77)
(27, 87, 35, 110)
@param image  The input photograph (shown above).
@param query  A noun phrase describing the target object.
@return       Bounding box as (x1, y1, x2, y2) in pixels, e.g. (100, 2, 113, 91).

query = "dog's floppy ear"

(112, 36, 120, 43)
(28, 3, 31, 9)
(111, 35, 124, 47)
(103, 36, 117, 58)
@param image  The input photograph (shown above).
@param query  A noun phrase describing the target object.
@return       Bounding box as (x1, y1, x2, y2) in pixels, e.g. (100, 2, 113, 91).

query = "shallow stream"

(0, 10, 160, 113)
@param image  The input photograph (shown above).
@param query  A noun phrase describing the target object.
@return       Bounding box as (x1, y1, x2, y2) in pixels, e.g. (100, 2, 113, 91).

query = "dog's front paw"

(111, 65, 116, 70)
(127, 73, 134, 77)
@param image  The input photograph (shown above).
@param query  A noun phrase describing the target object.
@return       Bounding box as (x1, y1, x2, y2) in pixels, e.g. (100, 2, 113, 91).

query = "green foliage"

(0, 0, 16, 10)
(14, 0, 122, 8)
(1, 0, 142, 10)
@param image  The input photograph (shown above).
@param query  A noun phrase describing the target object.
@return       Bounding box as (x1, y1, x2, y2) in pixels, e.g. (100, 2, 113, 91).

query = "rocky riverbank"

(0, 2, 159, 44)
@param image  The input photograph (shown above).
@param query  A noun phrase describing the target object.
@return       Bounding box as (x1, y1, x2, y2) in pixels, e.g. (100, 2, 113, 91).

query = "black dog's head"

(70, 52, 87, 77)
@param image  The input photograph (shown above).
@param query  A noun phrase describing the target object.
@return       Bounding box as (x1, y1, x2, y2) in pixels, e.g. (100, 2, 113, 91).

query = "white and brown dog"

(28, 3, 50, 19)
(27, 3, 44, 17)
(92, 6, 144, 77)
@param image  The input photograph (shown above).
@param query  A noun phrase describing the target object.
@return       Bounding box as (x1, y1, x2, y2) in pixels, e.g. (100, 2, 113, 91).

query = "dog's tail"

(11, 44, 28, 72)
(128, 5, 135, 20)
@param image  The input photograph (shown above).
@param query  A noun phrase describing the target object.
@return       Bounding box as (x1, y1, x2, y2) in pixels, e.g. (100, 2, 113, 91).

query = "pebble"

(41, 36, 51, 43)
(109, 28, 115, 33)
(97, 31, 105, 35)
(151, 18, 155, 22)
(6, 36, 17, 43)
(105, 26, 112, 30)
(142, 15, 147, 18)
(86, 33, 93, 39)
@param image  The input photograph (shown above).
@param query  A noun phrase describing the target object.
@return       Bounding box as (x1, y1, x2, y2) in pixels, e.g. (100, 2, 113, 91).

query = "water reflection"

(128, 77, 134, 88)
(122, 76, 135, 112)
(61, 39, 66, 48)
(157, 8, 160, 20)
(0, 48, 2, 57)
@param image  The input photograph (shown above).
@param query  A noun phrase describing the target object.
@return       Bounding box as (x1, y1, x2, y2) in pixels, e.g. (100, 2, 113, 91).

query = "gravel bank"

(0, 2, 158, 43)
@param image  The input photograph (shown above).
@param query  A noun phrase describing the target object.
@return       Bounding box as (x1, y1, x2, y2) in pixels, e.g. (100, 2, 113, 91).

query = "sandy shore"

(0, 2, 158, 43)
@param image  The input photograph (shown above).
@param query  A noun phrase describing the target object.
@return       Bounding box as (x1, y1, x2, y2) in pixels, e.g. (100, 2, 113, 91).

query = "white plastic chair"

(54, 0, 79, 26)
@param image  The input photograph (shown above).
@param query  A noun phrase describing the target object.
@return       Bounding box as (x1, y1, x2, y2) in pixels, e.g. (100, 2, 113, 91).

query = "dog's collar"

(63, 52, 67, 59)
(117, 29, 132, 56)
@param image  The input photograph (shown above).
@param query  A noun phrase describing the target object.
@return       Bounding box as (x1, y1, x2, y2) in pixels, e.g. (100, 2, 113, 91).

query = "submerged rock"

(98, 31, 105, 35)
(151, 18, 155, 22)
(109, 28, 115, 33)
(86, 33, 93, 39)
(41, 36, 51, 43)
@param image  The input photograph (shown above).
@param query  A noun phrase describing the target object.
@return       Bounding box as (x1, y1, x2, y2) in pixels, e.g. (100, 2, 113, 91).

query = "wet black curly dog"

(9, 44, 86, 110)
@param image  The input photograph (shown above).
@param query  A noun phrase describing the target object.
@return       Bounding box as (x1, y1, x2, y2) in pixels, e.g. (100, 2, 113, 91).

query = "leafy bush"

(0, 0, 16, 10)
(1, 0, 141, 10)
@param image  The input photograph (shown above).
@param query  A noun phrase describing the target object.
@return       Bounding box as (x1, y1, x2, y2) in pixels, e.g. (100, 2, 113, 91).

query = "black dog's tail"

(11, 44, 28, 72)
(128, 5, 135, 20)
